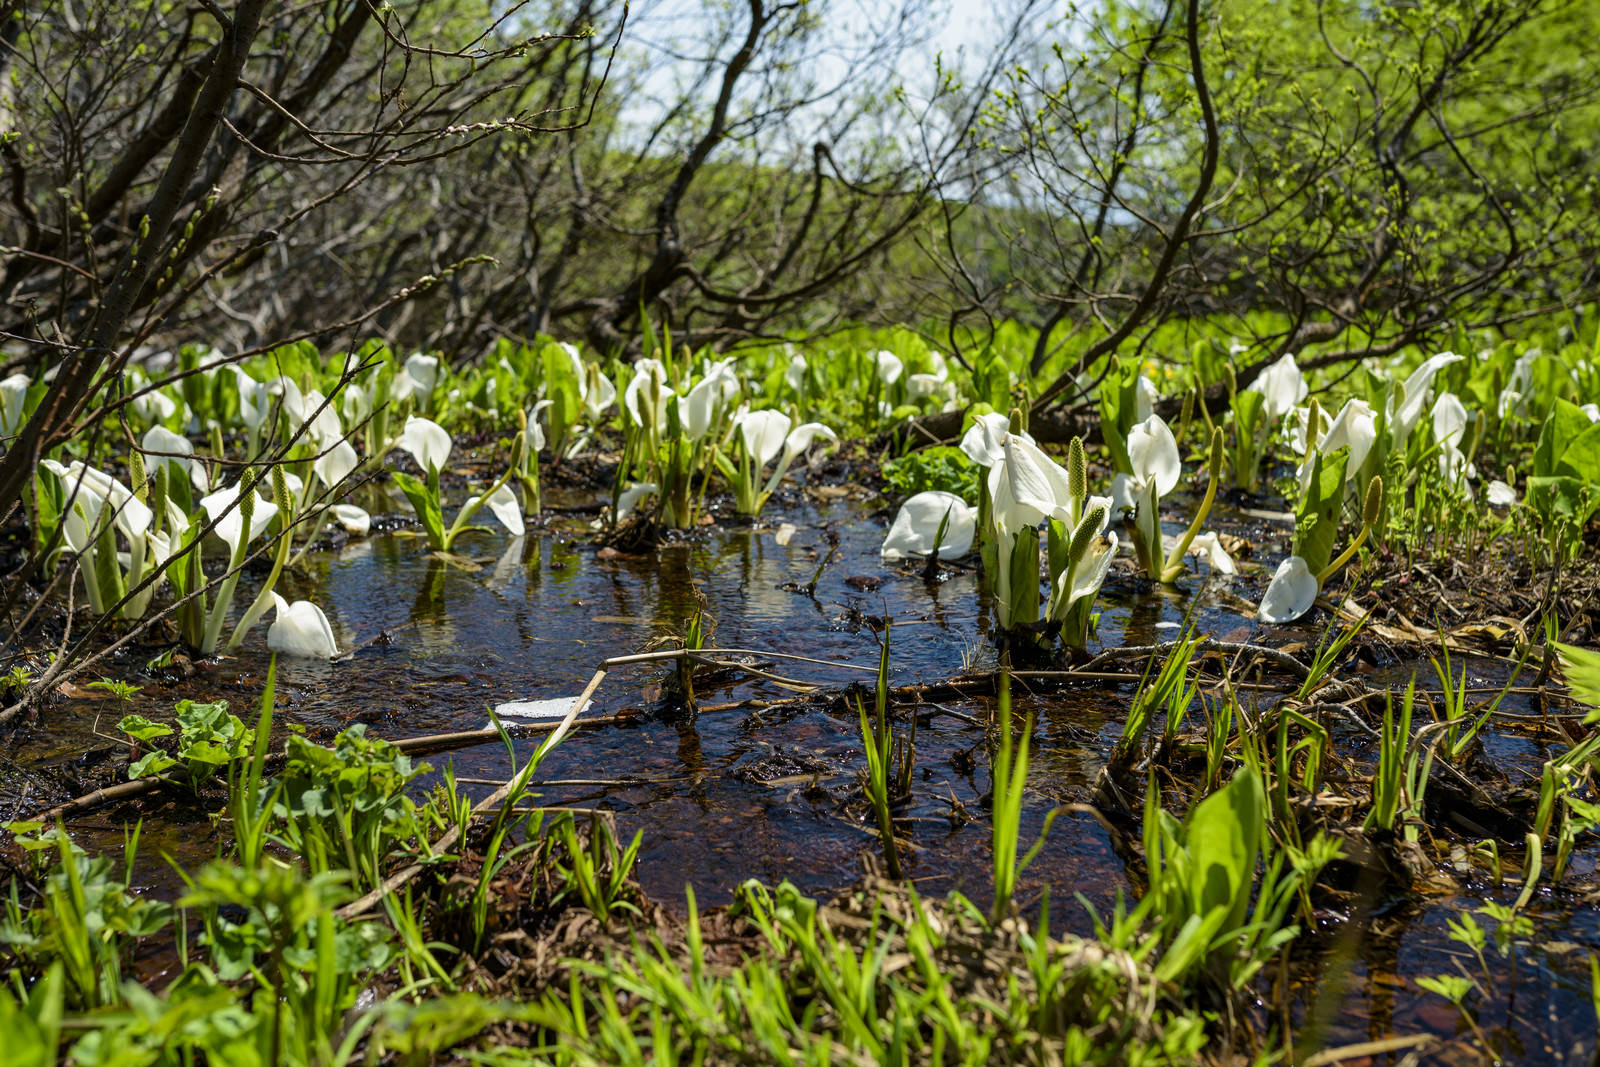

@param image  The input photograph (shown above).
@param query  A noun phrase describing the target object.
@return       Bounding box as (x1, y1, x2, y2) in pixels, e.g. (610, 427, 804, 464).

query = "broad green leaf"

(1294, 446, 1349, 574)
(1232, 388, 1264, 437)
(129, 751, 178, 779)
(391, 470, 445, 546)
(1533, 399, 1594, 478)
(116, 715, 173, 744)
(1555, 422, 1600, 484)
(1181, 764, 1264, 938)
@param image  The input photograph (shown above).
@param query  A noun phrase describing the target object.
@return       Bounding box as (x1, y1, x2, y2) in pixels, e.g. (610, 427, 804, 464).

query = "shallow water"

(10, 491, 1600, 1063)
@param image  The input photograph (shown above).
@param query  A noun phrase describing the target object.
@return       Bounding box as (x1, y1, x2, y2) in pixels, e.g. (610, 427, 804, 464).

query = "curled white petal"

(314, 439, 360, 490)
(614, 482, 658, 521)
(1258, 556, 1319, 623)
(881, 491, 977, 561)
(1127, 414, 1181, 497)
(480, 482, 525, 536)
(1189, 531, 1237, 576)
(267, 592, 340, 658)
(988, 434, 1076, 532)
(0, 373, 30, 436)
(200, 482, 277, 555)
(396, 415, 452, 475)
(736, 409, 791, 468)
(1254, 353, 1308, 421)
(404, 353, 440, 399)
(1135, 376, 1159, 422)
(785, 354, 808, 393)
(959, 412, 1031, 468)
(874, 350, 903, 385)
(1486, 480, 1517, 508)
(330, 503, 371, 536)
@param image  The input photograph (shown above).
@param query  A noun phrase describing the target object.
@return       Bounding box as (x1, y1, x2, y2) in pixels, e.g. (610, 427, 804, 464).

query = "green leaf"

(1417, 974, 1474, 1004)
(1533, 399, 1594, 479)
(1555, 422, 1600, 484)
(1294, 446, 1349, 575)
(391, 469, 445, 548)
(1232, 388, 1264, 437)
(116, 715, 173, 744)
(1557, 643, 1600, 722)
(1182, 764, 1264, 938)
(130, 751, 178, 779)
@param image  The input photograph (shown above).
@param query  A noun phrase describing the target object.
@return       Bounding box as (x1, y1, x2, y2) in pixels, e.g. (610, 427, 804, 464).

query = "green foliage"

(0, 964, 63, 1067)
(857, 627, 909, 880)
(1528, 399, 1600, 559)
(118, 699, 254, 785)
(1292, 446, 1350, 576)
(881, 446, 978, 501)
(989, 672, 1057, 924)
(1558, 643, 1600, 721)
(545, 814, 645, 925)
(272, 726, 431, 894)
(0, 823, 172, 1009)
(524, 878, 1209, 1066)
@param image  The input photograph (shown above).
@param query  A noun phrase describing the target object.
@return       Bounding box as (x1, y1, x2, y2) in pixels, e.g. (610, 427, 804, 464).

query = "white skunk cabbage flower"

(1187, 531, 1237, 576)
(42, 459, 154, 552)
(1388, 351, 1465, 442)
(1298, 399, 1377, 494)
(267, 592, 339, 658)
(127, 369, 178, 425)
(683, 361, 739, 442)
(960, 411, 1032, 469)
(1, 373, 30, 436)
(559, 342, 585, 387)
(907, 352, 949, 399)
(623, 358, 670, 433)
(881, 491, 977, 560)
(298, 388, 343, 448)
(200, 482, 278, 557)
(342, 379, 371, 424)
(785, 352, 808, 393)
(330, 504, 371, 536)
(398, 353, 440, 403)
(231, 367, 271, 433)
(462, 482, 525, 536)
(1431, 392, 1471, 485)
(141, 425, 210, 492)
(1135, 375, 1160, 423)
(526, 398, 552, 453)
(775, 421, 836, 472)
(582, 362, 617, 420)
(397, 415, 452, 476)
(990, 434, 1080, 530)
(313, 438, 360, 490)
(1054, 523, 1118, 617)
(1258, 556, 1319, 623)
(1252, 353, 1307, 421)
(874, 350, 903, 386)
(613, 482, 658, 522)
(1496, 348, 1541, 419)
(1110, 414, 1180, 513)
(735, 409, 791, 468)
(750, 420, 838, 501)
(1486, 480, 1517, 508)
(1582, 403, 1600, 423)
